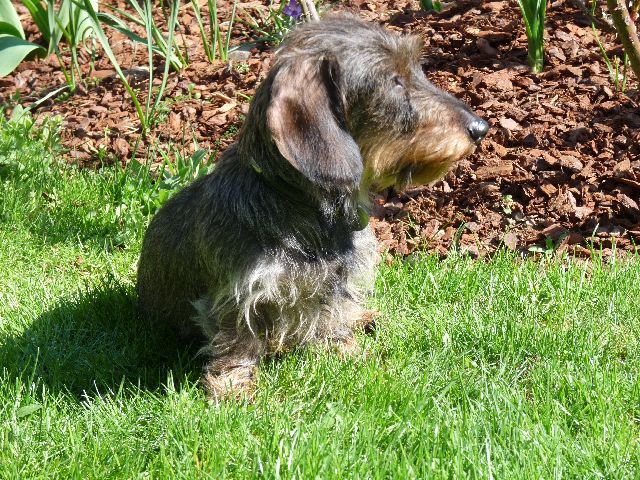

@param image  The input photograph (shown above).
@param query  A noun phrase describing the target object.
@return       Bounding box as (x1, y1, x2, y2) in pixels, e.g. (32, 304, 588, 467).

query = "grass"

(1, 119, 640, 479)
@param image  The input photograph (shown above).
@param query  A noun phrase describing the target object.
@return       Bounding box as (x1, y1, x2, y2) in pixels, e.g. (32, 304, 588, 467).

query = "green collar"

(355, 204, 370, 231)
(249, 158, 264, 174)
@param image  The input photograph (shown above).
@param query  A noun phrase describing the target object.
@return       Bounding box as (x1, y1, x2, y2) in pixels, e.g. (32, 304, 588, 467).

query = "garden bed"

(1, 0, 639, 257)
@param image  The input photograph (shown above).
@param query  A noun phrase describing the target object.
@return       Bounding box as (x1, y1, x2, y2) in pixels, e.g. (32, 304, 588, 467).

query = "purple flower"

(283, 0, 303, 20)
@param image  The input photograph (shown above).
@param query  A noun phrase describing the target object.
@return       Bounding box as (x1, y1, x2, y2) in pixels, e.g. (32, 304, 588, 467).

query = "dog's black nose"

(467, 118, 489, 143)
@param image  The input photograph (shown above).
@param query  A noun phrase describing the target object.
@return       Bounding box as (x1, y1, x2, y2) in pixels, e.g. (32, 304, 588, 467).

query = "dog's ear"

(267, 57, 362, 190)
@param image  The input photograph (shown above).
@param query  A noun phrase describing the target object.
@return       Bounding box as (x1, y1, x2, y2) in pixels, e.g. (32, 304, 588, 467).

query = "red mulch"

(1, 0, 639, 258)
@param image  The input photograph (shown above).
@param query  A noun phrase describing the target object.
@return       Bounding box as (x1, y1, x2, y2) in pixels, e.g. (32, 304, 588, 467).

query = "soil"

(1, 0, 639, 258)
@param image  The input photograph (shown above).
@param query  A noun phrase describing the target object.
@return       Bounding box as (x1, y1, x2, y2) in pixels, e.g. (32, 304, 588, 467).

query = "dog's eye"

(393, 75, 405, 89)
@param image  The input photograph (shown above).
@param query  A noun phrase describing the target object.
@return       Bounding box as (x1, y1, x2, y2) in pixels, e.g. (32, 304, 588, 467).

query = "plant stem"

(223, 0, 237, 59)
(190, 0, 212, 60)
(299, 0, 319, 21)
(606, 0, 640, 80)
(516, 0, 547, 73)
(527, 36, 544, 73)
(82, 0, 148, 137)
(151, 0, 180, 122)
(304, 0, 319, 21)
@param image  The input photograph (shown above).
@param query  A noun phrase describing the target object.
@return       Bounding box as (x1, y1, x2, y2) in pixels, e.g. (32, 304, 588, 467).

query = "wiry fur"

(137, 15, 488, 401)
(193, 228, 377, 355)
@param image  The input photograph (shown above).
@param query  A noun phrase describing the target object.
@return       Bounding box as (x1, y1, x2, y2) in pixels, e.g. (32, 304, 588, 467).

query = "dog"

(137, 15, 488, 400)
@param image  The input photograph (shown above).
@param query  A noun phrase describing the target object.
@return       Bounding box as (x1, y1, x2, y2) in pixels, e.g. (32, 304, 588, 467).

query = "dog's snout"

(467, 117, 489, 144)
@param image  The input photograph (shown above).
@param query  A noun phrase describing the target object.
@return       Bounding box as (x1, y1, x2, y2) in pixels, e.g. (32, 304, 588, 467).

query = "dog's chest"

(238, 231, 377, 346)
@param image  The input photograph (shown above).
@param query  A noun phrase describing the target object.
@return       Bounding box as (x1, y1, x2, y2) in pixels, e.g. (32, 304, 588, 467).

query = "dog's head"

(248, 15, 488, 193)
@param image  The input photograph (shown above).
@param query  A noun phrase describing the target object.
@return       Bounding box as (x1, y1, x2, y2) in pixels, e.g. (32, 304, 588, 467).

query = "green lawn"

(1, 119, 639, 479)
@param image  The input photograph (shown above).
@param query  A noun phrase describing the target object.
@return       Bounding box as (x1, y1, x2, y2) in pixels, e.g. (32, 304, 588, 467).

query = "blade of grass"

(46, 0, 66, 55)
(590, 0, 628, 91)
(96, 12, 164, 56)
(135, 0, 185, 71)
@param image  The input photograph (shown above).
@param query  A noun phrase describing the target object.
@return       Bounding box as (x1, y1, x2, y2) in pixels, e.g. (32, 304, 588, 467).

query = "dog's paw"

(202, 365, 257, 405)
(356, 309, 381, 334)
(331, 334, 371, 362)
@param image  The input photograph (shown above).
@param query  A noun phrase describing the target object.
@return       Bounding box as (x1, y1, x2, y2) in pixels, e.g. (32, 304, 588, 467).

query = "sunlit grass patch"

(1, 120, 639, 479)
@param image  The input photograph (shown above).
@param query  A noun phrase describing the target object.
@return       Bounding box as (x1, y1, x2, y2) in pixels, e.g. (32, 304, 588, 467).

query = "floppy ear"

(267, 57, 362, 190)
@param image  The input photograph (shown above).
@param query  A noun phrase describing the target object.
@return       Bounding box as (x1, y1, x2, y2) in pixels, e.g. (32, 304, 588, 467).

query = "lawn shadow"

(1, 279, 203, 399)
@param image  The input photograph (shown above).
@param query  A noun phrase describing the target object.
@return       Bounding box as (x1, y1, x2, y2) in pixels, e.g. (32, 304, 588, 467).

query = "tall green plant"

(0, 0, 96, 85)
(190, 0, 237, 62)
(21, 0, 96, 53)
(98, 0, 186, 71)
(517, 0, 547, 73)
(55, 0, 97, 90)
(21, 0, 59, 52)
(0, 0, 45, 77)
(82, 0, 180, 139)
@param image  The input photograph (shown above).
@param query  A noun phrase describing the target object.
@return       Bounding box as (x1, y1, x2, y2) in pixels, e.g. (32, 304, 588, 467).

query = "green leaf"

(191, 149, 207, 169)
(9, 103, 25, 120)
(21, 0, 51, 43)
(0, 0, 25, 38)
(72, 0, 98, 43)
(46, 0, 63, 54)
(0, 35, 46, 77)
(16, 403, 42, 419)
(0, 20, 24, 38)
